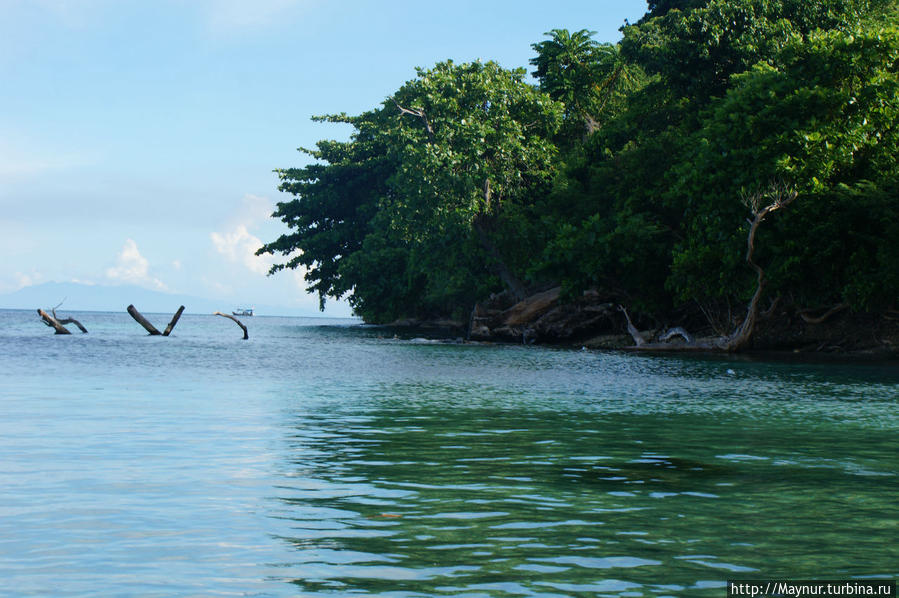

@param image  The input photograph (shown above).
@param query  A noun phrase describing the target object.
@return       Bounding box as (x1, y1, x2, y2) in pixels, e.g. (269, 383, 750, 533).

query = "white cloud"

(210, 194, 282, 276)
(15, 272, 36, 288)
(210, 224, 272, 275)
(240, 193, 275, 223)
(201, 277, 233, 296)
(106, 238, 168, 290)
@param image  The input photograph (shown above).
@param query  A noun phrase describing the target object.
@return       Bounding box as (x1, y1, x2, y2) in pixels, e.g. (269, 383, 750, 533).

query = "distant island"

(256, 0, 899, 355)
(0, 281, 329, 318)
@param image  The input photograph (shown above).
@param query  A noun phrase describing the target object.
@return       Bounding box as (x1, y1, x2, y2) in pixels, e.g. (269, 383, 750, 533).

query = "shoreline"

(376, 288, 899, 362)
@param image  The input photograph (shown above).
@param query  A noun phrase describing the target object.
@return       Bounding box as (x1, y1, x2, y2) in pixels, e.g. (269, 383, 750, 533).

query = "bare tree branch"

(799, 303, 848, 324)
(214, 312, 249, 340)
(391, 97, 436, 143)
(618, 305, 646, 346)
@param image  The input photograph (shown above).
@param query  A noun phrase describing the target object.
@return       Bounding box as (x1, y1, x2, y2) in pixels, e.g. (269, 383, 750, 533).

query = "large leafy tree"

(668, 20, 899, 310)
(257, 111, 393, 311)
(259, 60, 562, 320)
(384, 60, 563, 301)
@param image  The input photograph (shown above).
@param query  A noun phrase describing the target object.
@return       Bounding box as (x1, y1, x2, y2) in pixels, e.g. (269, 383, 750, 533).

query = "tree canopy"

(260, 0, 899, 331)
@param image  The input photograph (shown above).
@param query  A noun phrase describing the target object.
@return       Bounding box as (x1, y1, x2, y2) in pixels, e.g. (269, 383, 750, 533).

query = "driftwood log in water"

(127, 304, 185, 336)
(37, 302, 88, 335)
(37, 309, 72, 334)
(127, 304, 162, 335)
(213, 312, 248, 340)
(621, 182, 797, 353)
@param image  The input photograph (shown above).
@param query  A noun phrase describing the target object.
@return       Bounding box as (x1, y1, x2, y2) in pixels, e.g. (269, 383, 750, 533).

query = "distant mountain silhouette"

(0, 281, 320, 316)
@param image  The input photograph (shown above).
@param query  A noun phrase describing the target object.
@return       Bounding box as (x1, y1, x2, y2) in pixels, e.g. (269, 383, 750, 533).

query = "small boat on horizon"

(232, 307, 254, 317)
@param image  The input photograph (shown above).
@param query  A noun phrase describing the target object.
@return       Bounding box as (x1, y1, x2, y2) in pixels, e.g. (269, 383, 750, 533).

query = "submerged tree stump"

(37, 309, 72, 335)
(127, 305, 162, 335)
(127, 305, 185, 336)
(163, 306, 185, 336)
(37, 304, 88, 335)
(213, 312, 248, 340)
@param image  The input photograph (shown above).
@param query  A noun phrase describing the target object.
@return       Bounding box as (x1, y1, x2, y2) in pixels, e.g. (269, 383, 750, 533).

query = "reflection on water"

(0, 310, 896, 596)
(272, 404, 897, 596)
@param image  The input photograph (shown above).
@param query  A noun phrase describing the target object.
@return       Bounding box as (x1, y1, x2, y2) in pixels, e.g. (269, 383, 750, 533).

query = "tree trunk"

(473, 215, 527, 302)
(717, 188, 796, 352)
(127, 305, 162, 335)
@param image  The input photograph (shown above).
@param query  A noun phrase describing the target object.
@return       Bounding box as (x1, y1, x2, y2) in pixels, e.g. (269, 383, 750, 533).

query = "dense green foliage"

(260, 0, 898, 326)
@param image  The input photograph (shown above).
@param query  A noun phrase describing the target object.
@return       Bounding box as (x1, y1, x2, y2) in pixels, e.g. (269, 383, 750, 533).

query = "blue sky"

(1, 0, 648, 316)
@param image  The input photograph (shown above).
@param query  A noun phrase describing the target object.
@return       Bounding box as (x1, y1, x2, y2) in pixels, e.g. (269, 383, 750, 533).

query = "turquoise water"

(0, 309, 896, 596)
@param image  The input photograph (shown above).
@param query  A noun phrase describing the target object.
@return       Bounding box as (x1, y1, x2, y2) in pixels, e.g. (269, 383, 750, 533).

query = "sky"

(0, 0, 649, 316)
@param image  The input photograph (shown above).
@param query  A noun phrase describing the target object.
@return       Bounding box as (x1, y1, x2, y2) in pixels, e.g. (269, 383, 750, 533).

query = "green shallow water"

(0, 309, 896, 596)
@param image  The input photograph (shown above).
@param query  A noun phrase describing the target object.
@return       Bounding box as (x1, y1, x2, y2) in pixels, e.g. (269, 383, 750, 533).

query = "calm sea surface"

(0, 309, 896, 597)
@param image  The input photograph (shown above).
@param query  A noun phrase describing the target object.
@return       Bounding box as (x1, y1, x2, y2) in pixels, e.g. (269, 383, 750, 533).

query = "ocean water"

(0, 309, 896, 597)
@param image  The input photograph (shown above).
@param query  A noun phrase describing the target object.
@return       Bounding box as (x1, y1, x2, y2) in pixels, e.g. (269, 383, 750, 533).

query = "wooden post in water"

(213, 312, 249, 340)
(163, 306, 185, 336)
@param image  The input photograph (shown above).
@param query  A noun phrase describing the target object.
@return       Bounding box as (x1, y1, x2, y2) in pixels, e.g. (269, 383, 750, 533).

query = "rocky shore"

(388, 287, 899, 358)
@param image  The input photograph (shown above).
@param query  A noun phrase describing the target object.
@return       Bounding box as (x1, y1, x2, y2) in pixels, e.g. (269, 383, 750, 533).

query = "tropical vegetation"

(259, 0, 898, 337)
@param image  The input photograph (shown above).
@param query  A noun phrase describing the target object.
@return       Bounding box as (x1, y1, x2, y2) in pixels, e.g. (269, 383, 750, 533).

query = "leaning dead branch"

(391, 97, 436, 143)
(621, 181, 797, 353)
(213, 312, 248, 340)
(618, 305, 646, 346)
